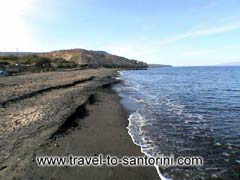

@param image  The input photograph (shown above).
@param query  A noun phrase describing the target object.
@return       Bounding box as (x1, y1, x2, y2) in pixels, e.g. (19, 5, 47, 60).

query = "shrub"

(53, 58, 78, 68)
(35, 57, 51, 67)
(0, 55, 18, 61)
(18, 55, 39, 64)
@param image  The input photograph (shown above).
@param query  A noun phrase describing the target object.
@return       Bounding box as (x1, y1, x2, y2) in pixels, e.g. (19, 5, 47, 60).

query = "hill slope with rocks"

(39, 49, 147, 69)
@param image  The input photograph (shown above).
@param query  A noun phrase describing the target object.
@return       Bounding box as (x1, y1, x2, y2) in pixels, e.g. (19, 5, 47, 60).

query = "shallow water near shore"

(113, 66, 240, 180)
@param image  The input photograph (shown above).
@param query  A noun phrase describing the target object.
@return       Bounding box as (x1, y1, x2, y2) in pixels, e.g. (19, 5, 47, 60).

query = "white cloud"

(182, 49, 217, 56)
(157, 22, 240, 46)
(103, 21, 240, 62)
(0, 0, 40, 51)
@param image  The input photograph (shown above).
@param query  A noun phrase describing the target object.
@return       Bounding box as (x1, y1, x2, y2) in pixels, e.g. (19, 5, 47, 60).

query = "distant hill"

(148, 64, 172, 68)
(217, 62, 240, 66)
(0, 49, 148, 69)
(0, 52, 40, 56)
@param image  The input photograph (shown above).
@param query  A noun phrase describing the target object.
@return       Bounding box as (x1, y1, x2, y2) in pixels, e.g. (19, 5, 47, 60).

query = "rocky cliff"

(40, 49, 148, 69)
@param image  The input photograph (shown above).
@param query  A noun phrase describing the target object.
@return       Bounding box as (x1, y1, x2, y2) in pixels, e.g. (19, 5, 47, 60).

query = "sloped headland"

(41, 49, 148, 69)
(0, 49, 148, 75)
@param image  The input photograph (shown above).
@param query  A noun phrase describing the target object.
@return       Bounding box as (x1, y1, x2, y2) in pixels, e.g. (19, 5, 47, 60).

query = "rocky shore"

(0, 68, 159, 179)
(0, 69, 118, 177)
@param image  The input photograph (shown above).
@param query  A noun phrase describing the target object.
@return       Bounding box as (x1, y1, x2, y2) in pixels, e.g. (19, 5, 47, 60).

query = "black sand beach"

(0, 69, 159, 180)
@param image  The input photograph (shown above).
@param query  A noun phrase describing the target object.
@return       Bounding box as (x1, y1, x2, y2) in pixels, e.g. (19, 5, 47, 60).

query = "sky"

(0, 0, 240, 66)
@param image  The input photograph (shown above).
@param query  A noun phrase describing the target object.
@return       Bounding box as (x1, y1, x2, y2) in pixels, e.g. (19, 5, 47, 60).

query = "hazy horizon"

(1, 49, 240, 67)
(1, 0, 240, 66)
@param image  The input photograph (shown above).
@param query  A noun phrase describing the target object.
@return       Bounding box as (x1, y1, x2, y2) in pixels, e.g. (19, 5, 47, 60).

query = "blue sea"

(113, 66, 240, 180)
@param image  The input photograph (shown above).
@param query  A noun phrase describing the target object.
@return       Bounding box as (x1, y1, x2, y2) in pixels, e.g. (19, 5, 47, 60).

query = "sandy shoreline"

(0, 69, 159, 179)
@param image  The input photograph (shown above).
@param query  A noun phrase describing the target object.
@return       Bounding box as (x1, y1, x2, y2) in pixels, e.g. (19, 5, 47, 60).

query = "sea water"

(113, 66, 240, 180)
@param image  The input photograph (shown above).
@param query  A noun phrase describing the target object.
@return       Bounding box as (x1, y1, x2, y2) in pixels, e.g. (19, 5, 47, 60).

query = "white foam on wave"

(115, 71, 122, 80)
(154, 95, 207, 126)
(127, 111, 171, 180)
(118, 71, 172, 180)
(131, 97, 146, 104)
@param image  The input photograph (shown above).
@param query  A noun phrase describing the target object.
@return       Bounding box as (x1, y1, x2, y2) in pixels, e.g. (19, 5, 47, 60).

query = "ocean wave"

(127, 111, 171, 180)
(115, 67, 240, 179)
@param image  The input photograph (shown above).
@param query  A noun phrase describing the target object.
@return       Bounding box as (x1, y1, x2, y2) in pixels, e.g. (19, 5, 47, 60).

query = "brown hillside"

(40, 49, 148, 69)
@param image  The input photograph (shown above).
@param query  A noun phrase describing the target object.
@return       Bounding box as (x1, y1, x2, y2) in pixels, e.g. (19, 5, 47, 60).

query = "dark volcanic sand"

(0, 68, 159, 179)
(26, 88, 159, 180)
